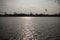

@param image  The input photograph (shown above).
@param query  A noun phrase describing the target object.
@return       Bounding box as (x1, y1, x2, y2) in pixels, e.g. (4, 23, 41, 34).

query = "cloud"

(0, 0, 60, 14)
(55, 0, 60, 5)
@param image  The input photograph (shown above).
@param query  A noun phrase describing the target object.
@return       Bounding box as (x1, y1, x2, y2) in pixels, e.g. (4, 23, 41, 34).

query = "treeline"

(0, 12, 60, 17)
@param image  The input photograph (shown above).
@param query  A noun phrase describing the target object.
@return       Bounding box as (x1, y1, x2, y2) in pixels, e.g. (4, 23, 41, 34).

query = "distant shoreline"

(0, 16, 60, 17)
(0, 12, 60, 17)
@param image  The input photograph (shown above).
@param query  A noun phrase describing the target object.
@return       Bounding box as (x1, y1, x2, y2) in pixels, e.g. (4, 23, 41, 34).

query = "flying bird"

(45, 9, 47, 12)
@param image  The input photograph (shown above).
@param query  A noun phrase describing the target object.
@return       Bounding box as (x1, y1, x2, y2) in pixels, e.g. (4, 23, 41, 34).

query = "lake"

(0, 17, 60, 40)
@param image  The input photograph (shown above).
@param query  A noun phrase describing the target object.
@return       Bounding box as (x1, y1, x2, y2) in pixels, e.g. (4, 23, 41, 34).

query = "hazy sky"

(0, 0, 60, 14)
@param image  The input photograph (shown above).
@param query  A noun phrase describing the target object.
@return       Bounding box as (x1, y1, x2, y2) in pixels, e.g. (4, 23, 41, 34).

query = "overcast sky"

(0, 0, 60, 14)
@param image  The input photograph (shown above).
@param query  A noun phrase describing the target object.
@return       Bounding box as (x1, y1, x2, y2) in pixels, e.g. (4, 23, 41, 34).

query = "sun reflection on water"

(21, 17, 36, 40)
(23, 17, 32, 20)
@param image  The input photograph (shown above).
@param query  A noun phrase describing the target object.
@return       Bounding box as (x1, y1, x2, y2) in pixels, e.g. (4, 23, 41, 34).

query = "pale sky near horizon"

(0, 0, 60, 14)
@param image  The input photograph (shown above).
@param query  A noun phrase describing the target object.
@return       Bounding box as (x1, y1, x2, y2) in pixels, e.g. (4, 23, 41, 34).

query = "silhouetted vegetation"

(0, 12, 60, 17)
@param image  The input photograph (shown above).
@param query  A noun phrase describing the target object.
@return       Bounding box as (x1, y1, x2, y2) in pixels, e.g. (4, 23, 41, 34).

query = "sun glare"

(23, 17, 31, 18)
(23, 17, 32, 20)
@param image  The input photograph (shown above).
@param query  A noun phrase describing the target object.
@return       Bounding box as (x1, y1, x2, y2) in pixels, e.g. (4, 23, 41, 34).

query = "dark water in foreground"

(0, 17, 60, 40)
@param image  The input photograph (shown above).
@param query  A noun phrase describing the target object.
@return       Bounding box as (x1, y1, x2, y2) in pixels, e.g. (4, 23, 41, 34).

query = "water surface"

(0, 17, 60, 40)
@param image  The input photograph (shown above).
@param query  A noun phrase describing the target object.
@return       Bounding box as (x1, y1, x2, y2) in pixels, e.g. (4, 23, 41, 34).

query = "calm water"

(0, 17, 60, 40)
